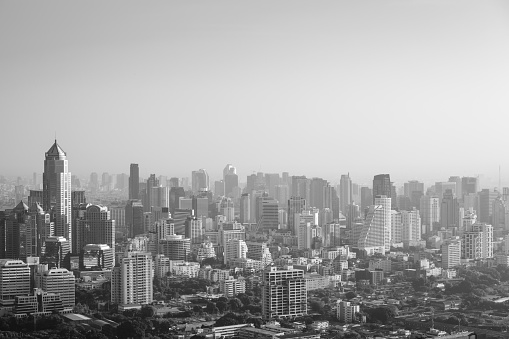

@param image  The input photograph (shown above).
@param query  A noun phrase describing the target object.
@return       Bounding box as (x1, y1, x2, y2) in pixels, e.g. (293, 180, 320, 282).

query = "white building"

(224, 239, 248, 265)
(35, 267, 75, 309)
(358, 195, 391, 252)
(337, 300, 360, 323)
(401, 208, 421, 242)
(261, 265, 307, 320)
(0, 259, 31, 306)
(441, 239, 461, 269)
(219, 277, 246, 297)
(420, 196, 439, 234)
(111, 251, 153, 306)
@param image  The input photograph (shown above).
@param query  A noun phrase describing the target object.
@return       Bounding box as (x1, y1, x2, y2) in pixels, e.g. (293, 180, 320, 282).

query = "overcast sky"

(1, 0, 509, 187)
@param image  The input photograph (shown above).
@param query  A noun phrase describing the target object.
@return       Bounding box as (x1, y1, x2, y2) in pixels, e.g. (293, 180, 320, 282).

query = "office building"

(43, 140, 72, 252)
(35, 267, 75, 309)
(111, 251, 153, 306)
(185, 216, 203, 244)
(125, 200, 144, 238)
(358, 195, 391, 253)
(74, 204, 115, 259)
(0, 259, 31, 306)
(224, 239, 248, 265)
(401, 208, 421, 242)
(442, 239, 461, 269)
(478, 189, 498, 224)
(420, 196, 440, 233)
(41, 236, 70, 269)
(261, 265, 307, 320)
(26, 202, 52, 258)
(192, 169, 209, 193)
(372, 174, 391, 203)
(462, 223, 493, 260)
(80, 244, 114, 271)
(440, 189, 459, 229)
(288, 197, 306, 235)
(322, 223, 343, 247)
(240, 193, 250, 223)
(159, 235, 190, 260)
(339, 174, 352, 214)
(462, 177, 478, 195)
(258, 196, 279, 230)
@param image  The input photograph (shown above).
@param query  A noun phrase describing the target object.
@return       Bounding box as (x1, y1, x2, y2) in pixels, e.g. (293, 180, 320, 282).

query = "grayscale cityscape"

(1, 1, 509, 339)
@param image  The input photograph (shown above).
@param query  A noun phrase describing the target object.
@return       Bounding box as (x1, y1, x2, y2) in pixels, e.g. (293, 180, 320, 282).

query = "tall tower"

(129, 164, 140, 200)
(372, 174, 391, 204)
(339, 174, 352, 214)
(43, 140, 72, 252)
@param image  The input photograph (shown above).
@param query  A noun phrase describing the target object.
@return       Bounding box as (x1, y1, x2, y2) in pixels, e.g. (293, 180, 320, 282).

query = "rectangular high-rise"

(111, 251, 153, 306)
(372, 174, 391, 204)
(261, 265, 307, 320)
(129, 164, 139, 200)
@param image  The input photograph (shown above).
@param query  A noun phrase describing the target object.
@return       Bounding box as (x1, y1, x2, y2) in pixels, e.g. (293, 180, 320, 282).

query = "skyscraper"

(339, 174, 352, 214)
(192, 169, 209, 193)
(358, 195, 391, 253)
(372, 174, 391, 204)
(43, 140, 72, 252)
(129, 164, 139, 200)
(224, 164, 239, 196)
(75, 205, 115, 259)
(420, 196, 440, 234)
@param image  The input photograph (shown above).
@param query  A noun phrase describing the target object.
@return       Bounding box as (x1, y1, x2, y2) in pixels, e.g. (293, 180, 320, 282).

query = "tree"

(215, 313, 240, 327)
(117, 319, 147, 339)
(141, 305, 155, 318)
(345, 291, 357, 300)
(246, 317, 263, 328)
(229, 298, 243, 311)
(309, 300, 325, 314)
(217, 301, 229, 313)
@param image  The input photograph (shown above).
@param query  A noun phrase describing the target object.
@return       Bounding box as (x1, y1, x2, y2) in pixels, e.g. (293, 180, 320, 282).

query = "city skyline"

(1, 139, 505, 189)
(1, 1, 509, 183)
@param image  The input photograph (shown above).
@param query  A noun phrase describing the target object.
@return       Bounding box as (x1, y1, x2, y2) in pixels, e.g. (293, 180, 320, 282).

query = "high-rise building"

(372, 174, 391, 204)
(478, 189, 498, 224)
(291, 176, 310, 202)
(448, 176, 462, 199)
(440, 189, 460, 229)
(224, 239, 248, 265)
(337, 300, 360, 323)
(257, 196, 279, 230)
(240, 193, 250, 223)
(111, 251, 153, 306)
(41, 236, 70, 269)
(462, 177, 478, 195)
(442, 239, 461, 269)
(89, 172, 99, 194)
(129, 164, 139, 200)
(261, 265, 307, 320)
(391, 210, 402, 244)
(43, 140, 72, 252)
(358, 195, 391, 253)
(462, 223, 493, 260)
(360, 187, 373, 212)
(35, 267, 75, 309)
(192, 169, 209, 193)
(420, 196, 440, 234)
(125, 200, 144, 238)
(159, 235, 190, 260)
(80, 244, 114, 271)
(401, 208, 421, 243)
(74, 205, 115, 259)
(310, 177, 327, 209)
(224, 164, 239, 197)
(26, 202, 52, 258)
(322, 222, 343, 247)
(288, 197, 306, 235)
(0, 259, 31, 307)
(339, 174, 352, 214)
(185, 217, 203, 244)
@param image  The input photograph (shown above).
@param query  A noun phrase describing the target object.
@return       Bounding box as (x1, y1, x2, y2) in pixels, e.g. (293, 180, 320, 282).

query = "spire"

(45, 139, 66, 159)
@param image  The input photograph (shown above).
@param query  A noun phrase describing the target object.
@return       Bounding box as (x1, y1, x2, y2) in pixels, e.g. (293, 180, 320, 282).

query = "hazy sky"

(1, 0, 509, 186)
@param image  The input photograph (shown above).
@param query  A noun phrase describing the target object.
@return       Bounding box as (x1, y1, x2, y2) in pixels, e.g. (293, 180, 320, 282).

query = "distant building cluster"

(1, 140, 509, 321)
